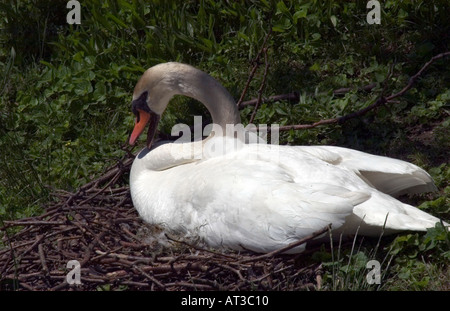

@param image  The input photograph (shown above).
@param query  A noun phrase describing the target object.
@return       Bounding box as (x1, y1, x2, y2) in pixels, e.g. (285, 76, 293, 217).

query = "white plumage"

(128, 62, 446, 254)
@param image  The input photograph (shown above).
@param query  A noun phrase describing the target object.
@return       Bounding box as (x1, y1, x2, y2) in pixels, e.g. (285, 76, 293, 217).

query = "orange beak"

(129, 109, 160, 149)
(129, 109, 151, 146)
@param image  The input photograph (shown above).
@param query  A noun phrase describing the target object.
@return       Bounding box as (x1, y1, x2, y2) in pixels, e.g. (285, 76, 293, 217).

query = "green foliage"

(0, 0, 67, 66)
(316, 222, 449, 291)
(319, 246, 387, 291)
(419, 164, 450, 219)
(0, 0, 449, 289)
(383, 223, 450, 290)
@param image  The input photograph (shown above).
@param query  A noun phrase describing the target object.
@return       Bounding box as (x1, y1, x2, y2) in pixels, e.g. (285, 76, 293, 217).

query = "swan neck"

(174, 65, 241, 129)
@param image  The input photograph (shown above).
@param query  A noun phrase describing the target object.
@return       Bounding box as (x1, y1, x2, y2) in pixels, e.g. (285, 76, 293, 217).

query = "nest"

(0, 153, 326, 291)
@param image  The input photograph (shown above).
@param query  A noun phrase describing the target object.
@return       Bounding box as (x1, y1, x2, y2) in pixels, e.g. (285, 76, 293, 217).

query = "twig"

(38, 243, 49, 276)
(164, 233, 239, 260)
(215, 263, 247, 282)
(271, 52, 450, 132)
(19, 282, 35, 291)
(78, 170, 122, 205)
(333, 83, 378, 95)
(164, 282, 214, 290)
(2, 220, 66, 228)
(386, 51, 450, 101)
(249, 47, 270, 124)
(236, 29, 272, 109)
(145, 262, 209, 275)
(240, 224, 331, 263)
(132, 265, 166, 290)
(94, 250, 152, 264)
(240, 83, 377, 107)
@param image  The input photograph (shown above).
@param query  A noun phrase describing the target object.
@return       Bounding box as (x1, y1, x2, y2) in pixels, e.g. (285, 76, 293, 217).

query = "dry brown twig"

(242, 51, 450, 132)
(236, 29, 272, 109)
(239, 83, 378, 108)
(240, 225, 331, 264)
(249, 47, 270, 124)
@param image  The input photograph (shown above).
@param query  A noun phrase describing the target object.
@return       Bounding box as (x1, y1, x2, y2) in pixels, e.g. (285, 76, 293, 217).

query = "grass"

(1, 0, 449, 290)
(314, 221, 449, 290)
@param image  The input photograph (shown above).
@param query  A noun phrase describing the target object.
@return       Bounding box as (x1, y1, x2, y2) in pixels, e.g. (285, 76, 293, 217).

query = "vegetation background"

(0, 0, 449, 290)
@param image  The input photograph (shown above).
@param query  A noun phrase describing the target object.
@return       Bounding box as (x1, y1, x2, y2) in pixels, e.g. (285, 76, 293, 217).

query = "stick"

(240, 83, 377, 107)
(236, 29, 272, 109)
(2, 220, 66, 228)
(249, 47, 270, 124)
(165, 233, 239, 260)
(132, 265, 166, 289)
(240, 224, 331, 263)
(38, 243, 49, 275)
(257, 51, 450, 132)
(386, 51, 450, 101)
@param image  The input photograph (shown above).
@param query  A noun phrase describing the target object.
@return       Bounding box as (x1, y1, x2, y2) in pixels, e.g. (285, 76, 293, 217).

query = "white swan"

(129, 62, 445, 253)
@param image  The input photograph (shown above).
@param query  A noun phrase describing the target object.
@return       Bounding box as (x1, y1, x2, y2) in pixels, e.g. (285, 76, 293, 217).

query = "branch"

(249, 47, 270, 124)
(236, 29, 272, 109)
(386, 51, 450, 101)
(240, 224, 331, 263)
(239, 83, 377, 108)
(267, 51, 450, 132)
(275, 97, 387, 132)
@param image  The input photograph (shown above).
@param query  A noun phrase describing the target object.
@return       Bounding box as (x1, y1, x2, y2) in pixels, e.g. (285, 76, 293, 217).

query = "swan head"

(129, 62, 240, 149)
(129, 89, 160, 149)
(129, 63, 182, 149)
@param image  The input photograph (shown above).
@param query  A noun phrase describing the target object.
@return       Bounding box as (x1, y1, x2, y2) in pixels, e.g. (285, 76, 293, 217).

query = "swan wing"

(297, 146, 437, 197)
(242, 144, 444, 235)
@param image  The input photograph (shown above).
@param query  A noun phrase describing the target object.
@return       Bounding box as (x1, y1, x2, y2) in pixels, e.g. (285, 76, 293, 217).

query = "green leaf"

(276, 1, 289, 15)
(309, 62, 321, 71)
(311, 33, 321, 41)
(106, 13, 128, 28)
(293, 9, 307, 24)
(330, 15, 337, 27)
